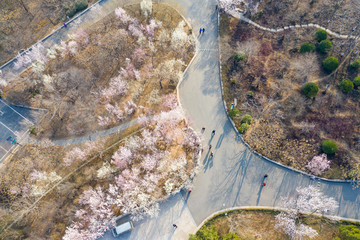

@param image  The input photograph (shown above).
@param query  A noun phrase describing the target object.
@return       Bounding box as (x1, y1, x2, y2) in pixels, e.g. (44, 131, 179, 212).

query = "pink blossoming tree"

(306, 154, 330, 176)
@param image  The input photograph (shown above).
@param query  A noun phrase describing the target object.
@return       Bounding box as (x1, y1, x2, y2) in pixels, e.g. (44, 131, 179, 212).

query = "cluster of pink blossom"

(115, 7, 135, 24)
(218, 0, 259, 15)
(97, 116, 112, 127)
(100, 74, 128, 102)
(98, 100, 137, 127)
(115, 8, 162, 42)
(162, 93, 178, 110)
(306, 153, 330, 176)
(29, 169, 47, 181)
(73, 28, 89, 47)
(131, 47, 146, 65)
(144, 19, 162, 40)
(63, 186, 114, 240)
(141, 62, 153, 79)
(105, 103, 124, 121)
(124, 100, 137, 115)
(128, 23, 144, 38)
(60, 40, 78, 57)
(14, 43, 48, 70)
(111, 146, 132, 169)
(275, 185, 338, 239)
(63, 141, 104, 166)
(65, 107, 201, 238)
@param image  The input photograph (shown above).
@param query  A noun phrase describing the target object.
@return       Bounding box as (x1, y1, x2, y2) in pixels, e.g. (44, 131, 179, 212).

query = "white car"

(112, 214, 134, 237)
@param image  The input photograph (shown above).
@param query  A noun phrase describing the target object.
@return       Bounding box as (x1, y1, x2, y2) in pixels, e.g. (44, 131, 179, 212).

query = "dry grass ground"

(249, 0, 360, 34)
(0, 0, 97, 66)
(0, 3, 198, 239)
(197, 209, 360, 240)
(3, 3, 194, 139)
(220, 13, 360, 179)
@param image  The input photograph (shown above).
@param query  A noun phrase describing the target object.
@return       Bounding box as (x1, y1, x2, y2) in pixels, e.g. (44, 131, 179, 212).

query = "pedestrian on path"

(212, 130, 216, 135)
(173, 224, 178, 229)
(199, 28, 202, 34)
(188, 189, 192, 194)
(210, 151, 214, 157)
(209, 144, 212, 150)
(202, 126, 205, 132)
(202, 28, 205, 33)
(64, 23, 67, 28)
(215, 4, 218, 11)
(262, 182, 266, 187)
(264, 174, 268, 178)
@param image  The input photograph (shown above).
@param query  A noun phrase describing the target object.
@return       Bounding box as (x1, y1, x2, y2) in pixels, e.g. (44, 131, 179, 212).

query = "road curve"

(177, 0, 360, 226)
(2, 0, 360, 238)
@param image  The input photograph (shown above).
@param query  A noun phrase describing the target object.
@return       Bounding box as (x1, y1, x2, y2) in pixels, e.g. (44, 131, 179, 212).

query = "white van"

(112, 214, 134, 237)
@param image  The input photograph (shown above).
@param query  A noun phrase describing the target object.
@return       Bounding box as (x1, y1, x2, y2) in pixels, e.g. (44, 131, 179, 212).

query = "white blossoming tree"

(140, 0, 152, 18)
(275, 185, 339, 240)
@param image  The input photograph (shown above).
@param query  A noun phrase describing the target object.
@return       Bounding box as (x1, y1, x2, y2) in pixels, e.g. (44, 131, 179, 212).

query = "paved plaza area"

(0, 99, 44, 162)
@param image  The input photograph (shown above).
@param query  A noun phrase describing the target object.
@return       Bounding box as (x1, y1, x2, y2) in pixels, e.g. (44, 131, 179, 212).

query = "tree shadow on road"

(208, 147, 251, 206)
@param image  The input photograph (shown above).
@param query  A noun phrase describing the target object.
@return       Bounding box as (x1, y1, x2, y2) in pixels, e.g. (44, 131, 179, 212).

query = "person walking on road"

(199, 28, 202, 34)
(209, 144, 212, 150)
(202, 28, 205, 33)
(264, 174, 268, 178)
(210, 152, 214, 157)
(262, 182, 266, 187)
(173, 224, 178, 229)
(212, 130, 216, 135)
(202, 126, 205, 132)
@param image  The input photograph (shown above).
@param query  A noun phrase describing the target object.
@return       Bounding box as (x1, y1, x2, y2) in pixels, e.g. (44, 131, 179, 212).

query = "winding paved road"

(2, 0, 360, 239)
(99, 1, 360, 239)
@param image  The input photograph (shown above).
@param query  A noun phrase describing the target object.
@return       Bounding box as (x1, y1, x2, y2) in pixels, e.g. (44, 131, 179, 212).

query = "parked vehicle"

(112, 214, 134, 237)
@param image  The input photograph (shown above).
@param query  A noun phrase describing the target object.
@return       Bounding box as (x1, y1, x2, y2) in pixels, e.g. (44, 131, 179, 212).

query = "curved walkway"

(25, 118, 140, 146)
(2, 0, 360, 239)
(180, 0, 360, 227)
(100, 1, 360, 240)
(228, 9, 358, 40)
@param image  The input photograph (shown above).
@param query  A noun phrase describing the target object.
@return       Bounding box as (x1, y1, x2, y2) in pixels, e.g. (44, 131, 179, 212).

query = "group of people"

(201, 127, 216, 157)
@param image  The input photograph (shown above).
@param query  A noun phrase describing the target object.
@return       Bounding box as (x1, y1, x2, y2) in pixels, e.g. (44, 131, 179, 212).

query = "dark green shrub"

(322, 57, 339, 72)
(238, 123, 250, 134)
(29, 126, 37, 136)
(322, 140, 338, 154)
(247, 91, 254, 97)
(353, 77, 360, 88)
(316, 29, 328, 42)
(221, 232, 241, 240)
(234, 52, 246, 62)
(339, 225, 360, 240)
(339, 80, 354, 93)
(75, 0, 88, 12)
(302, 82, 319, 98)
(241, 114, 252, 124)
(67, 6, 77, 18)
(253, 10, 263, 20)
(229, 108, 239, 119)
(317, 40, 332, 53)
(67, 0, 88, 18)
(300, 42, 316, 53)
(350, 60, 360, 70)
(189, 225, 219, 240)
